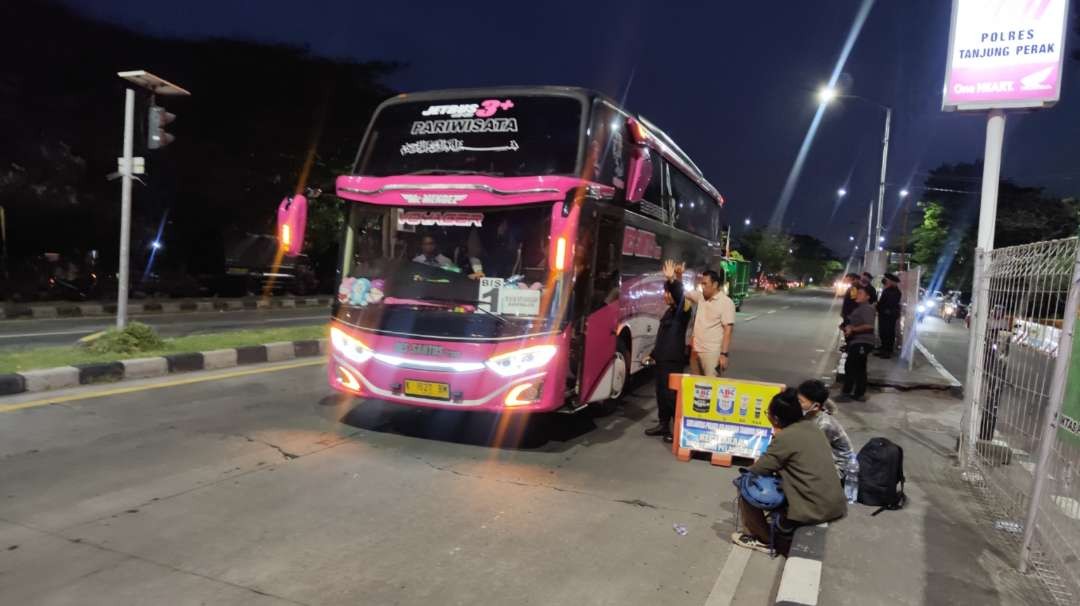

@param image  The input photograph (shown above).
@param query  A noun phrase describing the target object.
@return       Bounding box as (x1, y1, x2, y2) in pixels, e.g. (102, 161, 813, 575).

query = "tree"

(740, 228, 792, 275)
(907, 163, 1079, 292)
(788, 233, 836, 282)
(0, 1, 399, 292)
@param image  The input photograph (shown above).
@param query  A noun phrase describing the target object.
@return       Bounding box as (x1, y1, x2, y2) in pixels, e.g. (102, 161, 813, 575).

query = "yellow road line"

(0, 358, 325, 413)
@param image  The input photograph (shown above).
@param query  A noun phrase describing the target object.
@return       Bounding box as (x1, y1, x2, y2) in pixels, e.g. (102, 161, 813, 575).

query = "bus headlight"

(486, 345, 557, 377)
(331, 327, 373, 364)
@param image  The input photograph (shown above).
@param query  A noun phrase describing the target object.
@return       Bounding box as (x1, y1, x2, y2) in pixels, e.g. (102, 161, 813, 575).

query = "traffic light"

(147, 105, 176, 149)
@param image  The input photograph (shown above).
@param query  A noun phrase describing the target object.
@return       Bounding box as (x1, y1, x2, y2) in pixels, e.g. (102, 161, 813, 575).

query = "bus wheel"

(609, 337, 631, 401)
(591, 338, 629, 417)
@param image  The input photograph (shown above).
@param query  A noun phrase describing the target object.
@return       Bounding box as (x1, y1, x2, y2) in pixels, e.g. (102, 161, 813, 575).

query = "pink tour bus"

(280, 87, 727, 413)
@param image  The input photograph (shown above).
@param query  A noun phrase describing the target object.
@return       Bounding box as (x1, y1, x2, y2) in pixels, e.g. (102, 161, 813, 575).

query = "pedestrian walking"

(876, 273, 902, 358)
(838, 284, 875, 402)
(644, 265, 693, 443)
(732, 389, 847, 556)
(664, 261, 735, 377)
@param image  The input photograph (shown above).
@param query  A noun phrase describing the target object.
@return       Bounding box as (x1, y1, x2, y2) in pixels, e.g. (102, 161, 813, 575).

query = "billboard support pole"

(961, 109, 1005, 464)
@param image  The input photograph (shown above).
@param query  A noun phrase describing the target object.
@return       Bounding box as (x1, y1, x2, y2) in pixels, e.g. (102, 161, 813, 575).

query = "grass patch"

(0, 325, 327, 374)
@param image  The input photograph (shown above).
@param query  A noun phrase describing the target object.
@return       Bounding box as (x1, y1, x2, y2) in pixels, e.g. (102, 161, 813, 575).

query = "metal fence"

(960, 236, 1080, 603)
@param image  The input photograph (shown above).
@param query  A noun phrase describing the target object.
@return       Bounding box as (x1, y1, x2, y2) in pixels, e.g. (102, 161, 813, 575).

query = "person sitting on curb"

(732, 388, 847, 556)
(797, 380, 854, 479)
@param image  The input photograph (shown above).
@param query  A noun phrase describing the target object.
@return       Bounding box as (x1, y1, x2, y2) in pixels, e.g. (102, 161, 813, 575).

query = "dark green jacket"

(748, 419, 847, 524)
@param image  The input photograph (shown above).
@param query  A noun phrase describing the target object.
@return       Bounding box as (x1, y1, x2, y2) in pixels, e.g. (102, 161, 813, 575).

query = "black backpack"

(856, 437, 906, 515)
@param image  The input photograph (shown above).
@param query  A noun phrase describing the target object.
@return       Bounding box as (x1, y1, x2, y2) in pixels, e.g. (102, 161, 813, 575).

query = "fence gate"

(960, 236, 1080, 603)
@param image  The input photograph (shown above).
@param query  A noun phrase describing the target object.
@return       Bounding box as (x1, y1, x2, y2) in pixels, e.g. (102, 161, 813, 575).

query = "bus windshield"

(335, 204, 559, 339)
(354, 95, 583, 177)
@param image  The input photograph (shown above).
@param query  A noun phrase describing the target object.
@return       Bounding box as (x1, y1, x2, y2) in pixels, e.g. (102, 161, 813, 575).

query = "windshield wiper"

(405, 169, 504, 177)
(423, 296, 508, 325)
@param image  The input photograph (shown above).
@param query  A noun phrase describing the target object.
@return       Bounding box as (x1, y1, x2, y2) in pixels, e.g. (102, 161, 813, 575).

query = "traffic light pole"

(117, 87, 135, 330)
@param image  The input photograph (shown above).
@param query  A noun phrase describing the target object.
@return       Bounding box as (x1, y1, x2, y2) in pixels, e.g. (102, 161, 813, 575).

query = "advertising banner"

(942, 0, 1069, 110)
(671, 374, 784, 463)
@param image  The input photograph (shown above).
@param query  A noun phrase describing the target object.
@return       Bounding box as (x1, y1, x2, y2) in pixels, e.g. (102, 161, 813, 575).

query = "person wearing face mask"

(796, 379, 854, 479)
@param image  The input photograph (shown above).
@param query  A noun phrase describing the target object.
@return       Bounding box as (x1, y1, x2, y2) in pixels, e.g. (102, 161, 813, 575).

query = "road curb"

(2, 297, 332, 320)
(0, 339, 327, 397)
(775, 523, 827, 606)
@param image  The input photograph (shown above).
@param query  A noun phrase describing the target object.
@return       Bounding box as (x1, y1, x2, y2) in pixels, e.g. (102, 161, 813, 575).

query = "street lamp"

(837, 188, 847, 197)
(744, 218, 751, 227)
(115, 70, 190, 330)
(849, 235, 855, 241)
(899, 189, 909, 198)
(151, 240, 163, 250)
(818, 86, 838, 104)
(819, 85, 892, 275)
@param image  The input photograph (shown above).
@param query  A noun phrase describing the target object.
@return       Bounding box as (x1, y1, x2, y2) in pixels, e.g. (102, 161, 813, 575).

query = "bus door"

(578, 209, 624, 402)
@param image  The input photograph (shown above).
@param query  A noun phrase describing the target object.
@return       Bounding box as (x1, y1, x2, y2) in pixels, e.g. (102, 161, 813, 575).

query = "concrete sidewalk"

(836, 342, 963, 394)
(818, 388, 1056, 605)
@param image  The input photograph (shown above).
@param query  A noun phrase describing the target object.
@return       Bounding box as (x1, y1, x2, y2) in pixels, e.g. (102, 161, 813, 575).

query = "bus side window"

(591, 215, 623, 309)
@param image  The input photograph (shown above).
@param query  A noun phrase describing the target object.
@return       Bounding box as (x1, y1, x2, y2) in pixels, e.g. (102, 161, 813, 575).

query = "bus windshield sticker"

(496, 287, 542, 316)
(399, 211, 483, 228)
(410, 118, 519, 136)
(401, 139, 520, 156)
(420, 99, 515, 119)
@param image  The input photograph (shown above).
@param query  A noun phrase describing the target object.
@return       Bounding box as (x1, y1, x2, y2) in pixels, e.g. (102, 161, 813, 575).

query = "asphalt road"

(0, 308, 329, 351)
(913, 314, 971, 384)
(0, 290, 841, 606)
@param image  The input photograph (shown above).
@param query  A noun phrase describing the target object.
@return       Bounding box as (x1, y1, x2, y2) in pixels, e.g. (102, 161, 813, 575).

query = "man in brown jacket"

(733, 388, 847, 555)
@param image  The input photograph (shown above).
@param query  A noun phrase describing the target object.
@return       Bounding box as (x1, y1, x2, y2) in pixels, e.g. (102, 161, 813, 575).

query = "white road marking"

(915, 340, 962, 387)
(766, 310, 777, 314)
(775, 557, 823, 605)
(0, 329, 101, 339)
(704, 542, 751, 606)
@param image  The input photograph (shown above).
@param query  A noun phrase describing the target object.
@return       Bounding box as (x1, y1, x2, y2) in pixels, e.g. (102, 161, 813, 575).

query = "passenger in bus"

(455, 229, 486, 279)
(644, 275, 692, 443)
(413, 235, 455, 269)
(664, 261, 735, 377)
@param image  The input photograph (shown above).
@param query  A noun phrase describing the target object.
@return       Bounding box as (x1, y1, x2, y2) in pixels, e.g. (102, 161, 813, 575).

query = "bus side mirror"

(277, 194, 308, 257)
(625, 145, 652, 203)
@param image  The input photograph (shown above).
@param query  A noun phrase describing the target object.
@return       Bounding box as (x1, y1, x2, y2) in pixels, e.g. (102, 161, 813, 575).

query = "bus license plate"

(404, 380, 450, 400)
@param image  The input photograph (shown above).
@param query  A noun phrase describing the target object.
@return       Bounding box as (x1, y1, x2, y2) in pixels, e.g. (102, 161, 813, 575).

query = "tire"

(591, 336, 630, 416)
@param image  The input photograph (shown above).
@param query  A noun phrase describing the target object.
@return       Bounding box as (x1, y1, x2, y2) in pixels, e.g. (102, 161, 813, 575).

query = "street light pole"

(875, 107, 892, 253)
(117, 87, 135, 330)
(865, 200, 874, 262)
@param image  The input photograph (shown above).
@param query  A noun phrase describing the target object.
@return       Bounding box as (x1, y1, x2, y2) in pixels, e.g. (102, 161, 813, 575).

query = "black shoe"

(644, 424, 666, 437)
(663, 433, 674, 443)
(835, 394, 853, 403)
(853, 395, 868, 402)
(876, 353, 892, 359)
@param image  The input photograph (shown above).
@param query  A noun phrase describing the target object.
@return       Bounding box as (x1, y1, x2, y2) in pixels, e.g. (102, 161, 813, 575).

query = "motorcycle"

(916, 298, 936, 323)
(942, 301, 957, 323)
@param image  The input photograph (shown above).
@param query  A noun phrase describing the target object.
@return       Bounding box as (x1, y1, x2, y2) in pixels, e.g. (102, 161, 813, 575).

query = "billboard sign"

(943, 0, 1069, 110)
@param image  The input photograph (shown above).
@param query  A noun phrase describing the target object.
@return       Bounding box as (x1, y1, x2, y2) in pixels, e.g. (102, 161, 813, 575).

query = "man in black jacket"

(876, 273, 902, 358)
(644, 265, 692, 443)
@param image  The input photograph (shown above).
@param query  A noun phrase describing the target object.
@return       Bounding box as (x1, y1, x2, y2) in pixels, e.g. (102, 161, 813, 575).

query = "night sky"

(62, 0, 1080, 255)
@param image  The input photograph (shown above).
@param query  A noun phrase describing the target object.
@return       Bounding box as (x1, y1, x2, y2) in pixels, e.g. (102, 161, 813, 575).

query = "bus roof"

(378, 86, 724, 206)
